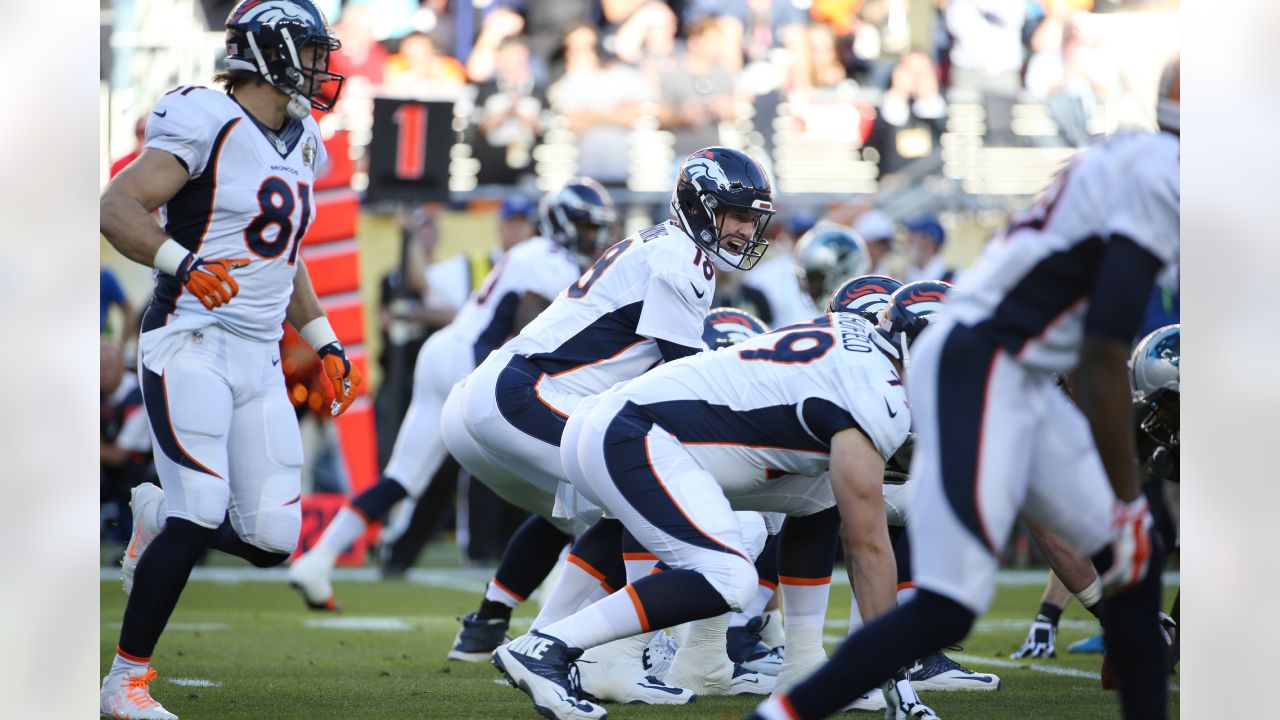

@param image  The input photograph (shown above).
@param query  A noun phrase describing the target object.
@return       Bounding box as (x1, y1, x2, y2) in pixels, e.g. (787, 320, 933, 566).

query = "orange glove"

(177, 255, 251, 310)
(316, 342, 362, 416)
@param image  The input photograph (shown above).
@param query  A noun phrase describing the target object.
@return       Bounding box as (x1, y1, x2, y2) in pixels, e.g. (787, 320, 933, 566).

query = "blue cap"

(904, 215, 945, 245)
(500, 195, 536, 220)
(786, 209, 819, 237)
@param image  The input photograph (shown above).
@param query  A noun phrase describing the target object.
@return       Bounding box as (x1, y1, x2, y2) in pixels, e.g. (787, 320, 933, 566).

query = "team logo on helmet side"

(703, 307, 769, 349)
(231, 0, 311, 24)
(685, 158, 734, 194)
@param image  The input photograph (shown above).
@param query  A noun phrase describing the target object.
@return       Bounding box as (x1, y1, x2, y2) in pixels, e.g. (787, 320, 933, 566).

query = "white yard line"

(167, 678, 222, 688)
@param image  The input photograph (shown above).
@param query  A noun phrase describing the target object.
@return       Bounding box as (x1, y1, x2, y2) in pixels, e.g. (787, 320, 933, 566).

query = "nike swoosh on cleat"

(637, 683, 687, 695)
(126, 524, 145, 558)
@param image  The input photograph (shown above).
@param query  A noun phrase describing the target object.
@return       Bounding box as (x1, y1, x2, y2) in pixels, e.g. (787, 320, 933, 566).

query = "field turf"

(99, 558, 1178, 719)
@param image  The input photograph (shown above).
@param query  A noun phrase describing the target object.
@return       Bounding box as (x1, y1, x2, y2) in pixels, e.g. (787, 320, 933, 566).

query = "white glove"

(1010, 614, 1057, 659)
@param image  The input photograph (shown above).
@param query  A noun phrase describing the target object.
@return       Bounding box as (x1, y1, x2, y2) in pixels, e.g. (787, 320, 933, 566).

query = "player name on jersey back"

(502, 221, 716, 399)
(144, 86, 329, 342)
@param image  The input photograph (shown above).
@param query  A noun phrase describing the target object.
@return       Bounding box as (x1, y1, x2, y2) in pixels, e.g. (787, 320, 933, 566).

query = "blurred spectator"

(866, 51, 948, 177)
(680, 0, 748, 72)
(495, 0, 600, 68)
(1024, 18, 1117, 146)
(549, 23, 649, 185)
(741, 0, 809, 91)
(470, 36, 547, 186)
(465, 6, 527, 83)
(100, 267, 136, 349)
(741, 209, 818, 326)
(902, 215, 955, 283)
(944, 0, 1026, 96)
(806, 23, 850, 89)
(383, 30, 466, 94)
(656, 19, 738, 158)
(109, 116, 147, 178)
(811, 0, 866, 37)
(100, 340, 154, 546)
(497, 194, 539, 250)
(610, 1, 678, 69)
(331, 5, 391, 88)
(853, 208, 897, 276)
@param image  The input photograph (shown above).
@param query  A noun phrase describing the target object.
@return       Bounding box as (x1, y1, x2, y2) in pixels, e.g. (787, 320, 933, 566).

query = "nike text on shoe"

(100, 667, 179, 720)
(883, 669, 940, 720)
(910, 652, 1000, 692)
(448, 612, 512, 662)
(287, 549, 341, 612)
(492, 631, 607, 720)
(121, 483, 166, 596)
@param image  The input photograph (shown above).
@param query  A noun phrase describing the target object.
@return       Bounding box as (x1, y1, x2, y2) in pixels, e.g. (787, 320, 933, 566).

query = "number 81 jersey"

(145, 86, 329, 341)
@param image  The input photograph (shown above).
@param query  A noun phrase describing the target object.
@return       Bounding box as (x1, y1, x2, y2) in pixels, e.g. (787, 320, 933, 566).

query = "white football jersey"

(945, 130, 1180, 373)
(433, 236, 581, 365)
(597, 311, 911, 496)
(143, 85, 328, 342)
(743, 251, 817, 327)
(503, 221, 715, 403)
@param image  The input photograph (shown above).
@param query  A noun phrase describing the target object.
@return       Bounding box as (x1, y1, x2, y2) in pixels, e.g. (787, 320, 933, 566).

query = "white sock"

(314, 506, 368, 557)
(784, 625, 825, 658)
(761, 608, 785, 647)
(780, 579, 831, 633)
(623, 553, 657, 584)
(530, 555, 608, 631)
(897, 584, 916, 604)
(682, 612, 731, 649)
(755, 694, 798, 720)
(484, 579, 524, 608)
(109, 650, 149, 677)
(728, 583, 775, 628)
(541, 587, 645, 650)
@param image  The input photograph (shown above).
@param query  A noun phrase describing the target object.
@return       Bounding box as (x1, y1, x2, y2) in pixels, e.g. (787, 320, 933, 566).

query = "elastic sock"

(893, 526, 913, 586)
(313, 506, 368, 556)
(755, 533, 780, 588)
(483, 514, 572, 613)
(118, 518, 215, 659)
(778, 508, 838, 633)
(784, 589, 975, 719)
(542, 586, 646, 650)
(565, 519, 625, 593)
(349, 477, 410, 524)
(622, 529, 657, 583)
(1100, 541, 1169, 720)
(530, 558, 608, 631)
(209, 516, 290, 568)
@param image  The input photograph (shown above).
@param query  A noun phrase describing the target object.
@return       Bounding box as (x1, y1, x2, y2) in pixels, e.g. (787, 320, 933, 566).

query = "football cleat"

(910, 652, 1000, 691)
(448, 612, 511, 662)
(100, 667, 179, 720)
(1068, 634, 1106, 654)
(121, 483, 166, 596)
(492, 631, 607, 720)
(727, 615, 785, 676)
(664, 641, 773, 696)
(640, 631, 677, 680)
(574, 635, 694, 705)
(286, 548, 341, 612)
(842, 688, 888, 712)
(772, 640, 827, 695)
(884, 669, 940, 720)
(730, 663, 776, 695)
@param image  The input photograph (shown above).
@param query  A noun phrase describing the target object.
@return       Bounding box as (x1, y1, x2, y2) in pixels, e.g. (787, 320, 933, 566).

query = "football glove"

(176, 255, 251, 310)
(1010, 614, 1057, 659)
(1094, 496, 1155, 595)
(317, 342, 362, 416)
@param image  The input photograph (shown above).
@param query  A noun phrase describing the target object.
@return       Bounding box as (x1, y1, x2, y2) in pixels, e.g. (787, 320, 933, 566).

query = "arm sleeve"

(1083, 236, 1164, 343)
(144, 94, 216, 178)
(656, 338, 701, 362)
(636, 270, 708, 348)
(800, 397, 863, 447)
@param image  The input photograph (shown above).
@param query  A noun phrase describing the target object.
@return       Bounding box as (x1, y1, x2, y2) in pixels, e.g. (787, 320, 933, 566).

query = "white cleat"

(576, 636, 695, 705)
(640, 631, 677, 680)
(100, 667, 178, 719)
(664, 642, 774, 696)
(287, 548, 340, 612)
(492, 631, 607, 720)
(121, 483, 166, 596)
(909, 652, 1000, 692)
(772, 644, 828, 695)
(842, 688, 887, 712)
(883, 672, 940, 720)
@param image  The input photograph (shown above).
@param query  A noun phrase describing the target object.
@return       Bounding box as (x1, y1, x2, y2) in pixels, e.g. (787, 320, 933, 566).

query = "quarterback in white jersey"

(493, 307, 938, 720)
(98, 3, 359, 718)
(287, 190, 589, 611)
(755, 61, 1182, 720)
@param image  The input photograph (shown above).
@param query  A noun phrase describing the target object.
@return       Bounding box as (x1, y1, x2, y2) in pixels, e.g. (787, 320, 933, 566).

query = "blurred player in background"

(440, 147, 775, 702)
(97, 2, 361, 717)
(754, 58, 1181, 720)
(793, 223, 872, 314)
(287, 180, 610, 611)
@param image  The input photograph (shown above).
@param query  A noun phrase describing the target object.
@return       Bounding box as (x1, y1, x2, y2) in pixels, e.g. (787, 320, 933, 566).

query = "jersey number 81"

(244, 177, 312, 264)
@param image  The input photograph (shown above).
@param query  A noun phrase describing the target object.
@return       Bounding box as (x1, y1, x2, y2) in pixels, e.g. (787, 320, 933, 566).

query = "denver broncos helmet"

(826, 274, 903, 323)
(702, 307, 769, 349)
(794, 223, 871, 304)
(540, 177, 618, 268)
(870, 280, 953, 368)
(224, 0, 344, 119)
(671, 147, 776, 271)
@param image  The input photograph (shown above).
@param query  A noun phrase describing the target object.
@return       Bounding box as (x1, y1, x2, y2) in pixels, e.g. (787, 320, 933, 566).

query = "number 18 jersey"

(143, 86, 329, 342)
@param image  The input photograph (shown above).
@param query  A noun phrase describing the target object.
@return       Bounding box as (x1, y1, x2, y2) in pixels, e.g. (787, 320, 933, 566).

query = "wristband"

(299, 317, 339, 352)
(154, 239, 192, 277)
(1075, 576, 1104, 610)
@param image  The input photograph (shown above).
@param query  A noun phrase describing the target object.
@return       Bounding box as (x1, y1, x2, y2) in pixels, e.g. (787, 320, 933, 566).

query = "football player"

(286, 180, 613, 611)
(438, 147, 775, 698)
(753, 58, 1180, 720)
(794, 223, 871, 310)
(98, 2, 359, 718)
(492, 295, 943, 720)
(826, 274, 903, 323)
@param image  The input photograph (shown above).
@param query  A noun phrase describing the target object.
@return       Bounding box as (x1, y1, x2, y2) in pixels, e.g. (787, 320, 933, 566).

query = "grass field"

(99, 558, 1178, 719)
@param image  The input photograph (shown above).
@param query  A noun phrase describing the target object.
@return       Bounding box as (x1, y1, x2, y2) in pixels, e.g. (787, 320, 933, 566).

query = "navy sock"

(479, 515, 571, 620)
(1100, 542, 1169, 720)
(118, 518, 215, 659)
(208, 516, 290, 568)
(568, 518, 626, 592)
(785, 589, 975, 718)
(780, 507, 839, 580)
(629, 568, 731, 630)
(893, 527, 912, 587)
(350, 476, 410, 523)
(754, 533, 780, 589)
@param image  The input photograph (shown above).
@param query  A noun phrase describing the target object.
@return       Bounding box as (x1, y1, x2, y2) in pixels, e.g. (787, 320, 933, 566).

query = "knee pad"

(703, 554, 760, 613)
(735, 511, 769, 562)
(167, 472, 232, 529)
(236, 504, 302, 556)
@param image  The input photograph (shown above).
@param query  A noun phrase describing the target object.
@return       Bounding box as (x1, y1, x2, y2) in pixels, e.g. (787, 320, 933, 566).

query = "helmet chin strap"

(286, 92, 312, 119)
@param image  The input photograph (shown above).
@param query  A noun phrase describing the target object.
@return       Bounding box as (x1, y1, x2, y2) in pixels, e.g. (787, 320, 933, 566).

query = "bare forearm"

(100, 193, 170, 267)
(1025, 515, 1097, 595)
(286, 260, 326, 330)
(1078, 340, 1142, 501)
(844, 521, 898, 622)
